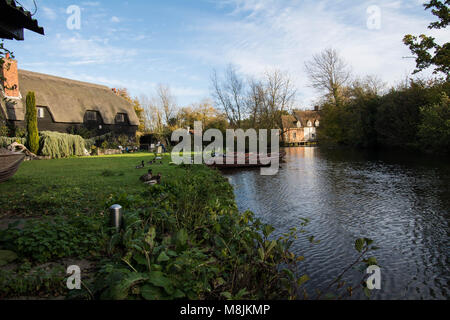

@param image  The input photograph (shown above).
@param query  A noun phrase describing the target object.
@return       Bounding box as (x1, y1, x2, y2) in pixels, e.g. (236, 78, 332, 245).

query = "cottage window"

(85, 111, 98, 121)
(307, 121, 313, 127)
(315, 120, 320, 127)
(293, 132, 297, 139)
(37, 107, 45, 119)
(115, 113, 126, 123)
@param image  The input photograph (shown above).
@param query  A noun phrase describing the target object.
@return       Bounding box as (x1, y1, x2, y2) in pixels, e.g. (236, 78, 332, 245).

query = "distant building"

(0, 55, 139, 137)
(281, 109, 321, 145)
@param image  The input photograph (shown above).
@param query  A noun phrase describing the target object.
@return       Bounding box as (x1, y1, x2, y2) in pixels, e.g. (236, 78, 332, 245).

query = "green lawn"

(0, 153, 310, 300)
(0, 153, 178, 218)
(0, 153, 375, 300)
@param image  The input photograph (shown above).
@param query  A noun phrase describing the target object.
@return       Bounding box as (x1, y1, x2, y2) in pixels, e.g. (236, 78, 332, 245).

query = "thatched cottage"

(281, 109, 321, 145)
(0, 55, 139, 137)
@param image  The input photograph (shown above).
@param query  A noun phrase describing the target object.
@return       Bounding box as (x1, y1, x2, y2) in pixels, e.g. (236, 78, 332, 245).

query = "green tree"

(25, 92, 39, 154)
(418, 92, 450, 153)
(403, 0, 450, 79)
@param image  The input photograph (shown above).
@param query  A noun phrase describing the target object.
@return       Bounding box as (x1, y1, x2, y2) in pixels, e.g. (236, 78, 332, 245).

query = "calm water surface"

(223, 147, 449, 300)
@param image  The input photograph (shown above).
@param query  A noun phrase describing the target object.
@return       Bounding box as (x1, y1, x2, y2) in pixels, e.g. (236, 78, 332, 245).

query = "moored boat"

(0, 149, 25, 183)
(205, 151, 286, 169)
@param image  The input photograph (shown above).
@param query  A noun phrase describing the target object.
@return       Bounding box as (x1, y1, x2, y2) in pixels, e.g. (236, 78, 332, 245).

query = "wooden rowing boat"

(0, 149, 25, 183)
(205, 151, 286, 169)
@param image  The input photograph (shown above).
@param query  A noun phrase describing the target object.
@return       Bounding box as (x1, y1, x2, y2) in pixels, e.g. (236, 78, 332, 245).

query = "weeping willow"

(39, 131, 86, 159)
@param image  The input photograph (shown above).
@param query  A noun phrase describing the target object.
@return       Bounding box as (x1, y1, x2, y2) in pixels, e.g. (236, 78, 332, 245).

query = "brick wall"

(1, 53, 20, 98)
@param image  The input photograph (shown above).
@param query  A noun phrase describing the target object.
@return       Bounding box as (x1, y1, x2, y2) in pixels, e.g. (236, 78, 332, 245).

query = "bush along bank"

(0, 162, 378, 300)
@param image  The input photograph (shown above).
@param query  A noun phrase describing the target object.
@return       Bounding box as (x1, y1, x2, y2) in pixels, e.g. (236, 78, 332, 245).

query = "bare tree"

(211, 65, 247, 128)
(305, 48, 351, 105)
(139, 94, 163, 133)
(156, 84, 177, 125)
(262, 70, 296, 129)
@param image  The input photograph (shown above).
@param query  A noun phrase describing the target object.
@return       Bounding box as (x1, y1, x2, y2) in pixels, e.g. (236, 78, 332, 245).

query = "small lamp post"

(109, 204, 123, 233)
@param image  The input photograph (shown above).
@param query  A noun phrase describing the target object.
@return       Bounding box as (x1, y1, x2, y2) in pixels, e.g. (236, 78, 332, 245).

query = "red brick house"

(281, 109, 321, 145)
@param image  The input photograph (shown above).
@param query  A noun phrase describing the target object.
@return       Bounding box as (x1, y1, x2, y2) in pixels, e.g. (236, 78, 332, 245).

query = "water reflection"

(224, 147, 450, 300)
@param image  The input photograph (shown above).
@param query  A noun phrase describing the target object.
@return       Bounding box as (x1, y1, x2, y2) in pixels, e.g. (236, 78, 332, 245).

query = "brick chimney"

(1, 53, 20, 98)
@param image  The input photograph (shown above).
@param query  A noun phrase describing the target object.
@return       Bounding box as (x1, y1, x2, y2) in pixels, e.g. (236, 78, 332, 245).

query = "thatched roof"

(281, 115, 298, 129)
(281, 110, 321, 129)
(293, 110, 320, 127)
(1, 70, 139, 126)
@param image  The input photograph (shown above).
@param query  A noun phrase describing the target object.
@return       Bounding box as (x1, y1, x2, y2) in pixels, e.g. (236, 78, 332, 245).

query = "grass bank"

(0, 153, 310, 300)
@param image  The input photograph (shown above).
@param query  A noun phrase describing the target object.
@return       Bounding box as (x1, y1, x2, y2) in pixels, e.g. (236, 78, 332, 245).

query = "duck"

(139, 169, 153, 182)
(136, 161, 145, 169)
(144, 173, 162, 185)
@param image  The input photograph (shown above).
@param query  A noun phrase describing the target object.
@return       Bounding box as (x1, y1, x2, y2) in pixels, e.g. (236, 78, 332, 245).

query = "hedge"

(0, 137, 26, 148)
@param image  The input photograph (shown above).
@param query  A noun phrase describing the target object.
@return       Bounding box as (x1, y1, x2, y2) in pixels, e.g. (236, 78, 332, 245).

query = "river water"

(223, 147, 449, 300)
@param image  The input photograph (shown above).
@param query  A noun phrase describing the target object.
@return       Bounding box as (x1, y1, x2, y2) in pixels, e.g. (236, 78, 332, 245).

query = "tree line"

(312, 1, 449, 155)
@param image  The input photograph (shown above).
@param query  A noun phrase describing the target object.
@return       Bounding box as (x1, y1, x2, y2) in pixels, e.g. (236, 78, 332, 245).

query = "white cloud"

(111, 16, 121, 23)
(41, 6, 57, 20)
(55, 34, 137, 65)
(192, 0, 450, 106)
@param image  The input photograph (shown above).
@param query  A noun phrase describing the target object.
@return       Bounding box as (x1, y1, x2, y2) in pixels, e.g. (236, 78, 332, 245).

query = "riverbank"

(0, 153, 309, 300)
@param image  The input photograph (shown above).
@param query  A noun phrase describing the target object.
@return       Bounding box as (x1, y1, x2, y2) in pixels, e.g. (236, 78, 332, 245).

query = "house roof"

(0, 0, 45, 40)
(293, 110, 321, 127)
(1, 69, 140, 126)
(282, 110, 321, 129)
(281, 115, 298, 129)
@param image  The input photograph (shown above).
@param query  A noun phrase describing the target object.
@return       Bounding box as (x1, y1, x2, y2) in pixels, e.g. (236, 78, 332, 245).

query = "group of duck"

(136, 157, 163, 185)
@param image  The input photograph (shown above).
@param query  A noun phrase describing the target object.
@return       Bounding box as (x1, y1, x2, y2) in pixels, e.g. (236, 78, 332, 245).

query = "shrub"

(0, 136, 26, 148)
(0, 215, 107, 263)
(25, 92, 39, 154)
(39, 131, 86, 158)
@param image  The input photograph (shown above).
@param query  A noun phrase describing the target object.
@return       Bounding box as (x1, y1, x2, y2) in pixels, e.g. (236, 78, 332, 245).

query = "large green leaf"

(157, 251, 170, 263)
(110, 273, 149, 300)
(175, 229, 188, 247)
(148, 271, 173, 294)
(141, 285, 165, 300)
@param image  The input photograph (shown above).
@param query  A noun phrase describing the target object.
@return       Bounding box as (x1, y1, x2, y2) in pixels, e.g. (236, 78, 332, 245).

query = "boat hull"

(0, 150, 26, 183)
(206, 152, 286, 169)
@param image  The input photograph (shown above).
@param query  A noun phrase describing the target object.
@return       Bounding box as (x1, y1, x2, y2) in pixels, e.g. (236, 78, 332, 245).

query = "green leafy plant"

(1, 216, 107, 263)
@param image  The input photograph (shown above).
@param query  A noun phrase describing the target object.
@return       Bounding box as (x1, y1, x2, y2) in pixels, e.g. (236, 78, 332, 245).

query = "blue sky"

(4, 0, 449, 107)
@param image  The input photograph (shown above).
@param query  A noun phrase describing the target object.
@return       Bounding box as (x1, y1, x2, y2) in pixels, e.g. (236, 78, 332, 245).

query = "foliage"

(0, 264, 66, 298)
(117, 88, 146, 135)
(14, 127, 27, 138)
(319, 79, 450, 154)
(25, 92, 40, 154)
(403, 0, 450, 78)
(0, 136, 26, 148)
(39, 131, 86, 158)
(0, 216, 107, 263)
(418, 92, 450, 153)
(89, 167, 312, 300)
(67, 126, 97, 139)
